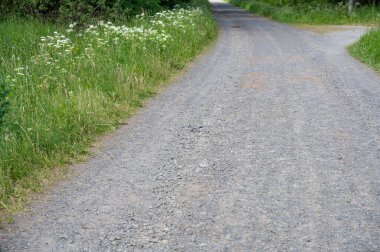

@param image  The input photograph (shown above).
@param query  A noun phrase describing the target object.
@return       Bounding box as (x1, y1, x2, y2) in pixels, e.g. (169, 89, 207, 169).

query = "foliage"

(0, 0, 196, 23)
(349, 26, 380, 72)
(229, 0, 380, 24)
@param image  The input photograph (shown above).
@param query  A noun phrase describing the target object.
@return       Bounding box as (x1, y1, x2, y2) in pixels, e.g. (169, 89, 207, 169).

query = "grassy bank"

(0, 3, 217, 218)
(228, 0, 380, 25)
(349, 27, 380, 72)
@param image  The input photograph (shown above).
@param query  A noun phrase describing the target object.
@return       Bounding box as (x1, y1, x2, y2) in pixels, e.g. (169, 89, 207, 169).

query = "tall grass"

(349, 26, 380, 72)
(229, 0, 380, 24)
(0, 4, 217, 217)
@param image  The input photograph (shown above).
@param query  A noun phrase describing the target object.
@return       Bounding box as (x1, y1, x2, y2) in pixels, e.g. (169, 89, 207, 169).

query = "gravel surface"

(1, 1, 380, 251)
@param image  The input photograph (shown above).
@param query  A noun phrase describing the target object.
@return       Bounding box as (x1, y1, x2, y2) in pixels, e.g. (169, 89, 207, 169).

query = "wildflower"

(69, 22, 77, 28)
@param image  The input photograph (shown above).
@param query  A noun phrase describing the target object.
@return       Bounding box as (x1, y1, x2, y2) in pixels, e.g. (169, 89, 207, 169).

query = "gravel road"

(1, 0, 380, 251)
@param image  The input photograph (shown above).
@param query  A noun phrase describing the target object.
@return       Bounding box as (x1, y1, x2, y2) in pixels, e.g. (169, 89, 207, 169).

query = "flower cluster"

(151, 7, 203, 29)
(12, 7, 206, 85)
(33, 32, 74, 66)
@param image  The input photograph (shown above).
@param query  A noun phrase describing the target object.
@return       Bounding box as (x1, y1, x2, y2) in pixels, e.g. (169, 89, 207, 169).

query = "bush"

(0, 0, 199, 23)
(1, 0, 177, 23)
(160, 0, 191, 8)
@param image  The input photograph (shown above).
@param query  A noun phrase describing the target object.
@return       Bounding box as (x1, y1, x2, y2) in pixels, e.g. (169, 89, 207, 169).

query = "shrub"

(1, 0, 166, 23)
(0, 0, 202, 23)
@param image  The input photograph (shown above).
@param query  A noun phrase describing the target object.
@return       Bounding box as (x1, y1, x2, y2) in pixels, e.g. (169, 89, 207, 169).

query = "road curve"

(1, 0, 380, 251)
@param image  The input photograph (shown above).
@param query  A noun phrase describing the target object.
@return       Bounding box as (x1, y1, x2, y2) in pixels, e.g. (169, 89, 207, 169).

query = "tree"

(348, 0, 354, 15)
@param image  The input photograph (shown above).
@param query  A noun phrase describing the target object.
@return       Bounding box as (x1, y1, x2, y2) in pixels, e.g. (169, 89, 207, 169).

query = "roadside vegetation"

(349, 27, 380, 71)
(0, 0, 217, 218)
(228, 0, 380, 24)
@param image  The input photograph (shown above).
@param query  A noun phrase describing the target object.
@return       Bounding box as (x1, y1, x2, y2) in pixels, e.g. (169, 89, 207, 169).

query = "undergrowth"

(0, 2, 217, 219)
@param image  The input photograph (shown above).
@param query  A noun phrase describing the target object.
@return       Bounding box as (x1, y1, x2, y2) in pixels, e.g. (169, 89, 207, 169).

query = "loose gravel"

(1, 0, 379, 251)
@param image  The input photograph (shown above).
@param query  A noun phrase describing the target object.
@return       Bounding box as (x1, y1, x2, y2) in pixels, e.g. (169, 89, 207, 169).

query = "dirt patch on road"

(241, 73, 266, 90)
(288, 74, 326, 86)
(294, 24, 368, 35)
(176, 181, 213, 204)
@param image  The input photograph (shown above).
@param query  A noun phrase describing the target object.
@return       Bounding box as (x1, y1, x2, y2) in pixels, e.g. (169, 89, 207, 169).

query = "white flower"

(69, 22, 77, 28)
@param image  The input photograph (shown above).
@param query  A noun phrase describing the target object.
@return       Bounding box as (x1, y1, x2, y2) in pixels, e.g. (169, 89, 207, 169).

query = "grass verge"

(349, 27, 380, 72)
(0, 2, 217, 220)
(228, 0, 379, 25)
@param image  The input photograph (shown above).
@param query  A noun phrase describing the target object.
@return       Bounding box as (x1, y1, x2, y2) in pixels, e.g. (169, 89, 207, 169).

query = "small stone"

(199, 163, 208, 168)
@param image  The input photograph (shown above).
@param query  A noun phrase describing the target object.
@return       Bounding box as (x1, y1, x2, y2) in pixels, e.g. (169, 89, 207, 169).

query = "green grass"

(349, 27, 380, 72)
(228, 0, 380, 25)
(0, 3, 217, 219)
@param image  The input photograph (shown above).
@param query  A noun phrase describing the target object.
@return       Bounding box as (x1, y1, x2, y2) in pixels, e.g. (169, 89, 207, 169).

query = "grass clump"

(0, 3, 217, 217)
(228, 0, 380, 25)
(0, 76, 10, 126)
(349, 27, 380, 72)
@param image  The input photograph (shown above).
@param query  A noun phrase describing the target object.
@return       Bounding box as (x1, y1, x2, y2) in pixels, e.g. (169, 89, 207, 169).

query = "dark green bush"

(160, 0, 191, 8)
(0, 0, 191, 23)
